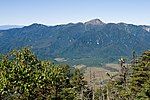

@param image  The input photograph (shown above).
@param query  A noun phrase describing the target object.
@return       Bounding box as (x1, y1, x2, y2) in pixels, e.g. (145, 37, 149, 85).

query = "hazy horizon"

(1, 18, 150, 27)
(0, 0, 150, 26)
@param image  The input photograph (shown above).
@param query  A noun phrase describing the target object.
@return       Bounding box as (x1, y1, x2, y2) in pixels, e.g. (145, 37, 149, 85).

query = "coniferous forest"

(0, 48, 149, 100)
(1, 20, 150, 66)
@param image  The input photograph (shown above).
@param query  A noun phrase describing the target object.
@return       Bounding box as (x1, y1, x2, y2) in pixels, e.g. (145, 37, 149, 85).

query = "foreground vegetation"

(93, 50, 150, 100)
(0, 48, 86, 99)
(0, 48, 150, 100)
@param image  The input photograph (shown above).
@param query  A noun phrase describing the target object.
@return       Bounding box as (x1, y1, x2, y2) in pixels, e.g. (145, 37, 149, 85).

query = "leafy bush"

(0, 48, 86, 99)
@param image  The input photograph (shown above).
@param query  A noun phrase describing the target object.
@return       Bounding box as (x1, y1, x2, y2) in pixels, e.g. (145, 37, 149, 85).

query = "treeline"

(0, 48, 150, 100)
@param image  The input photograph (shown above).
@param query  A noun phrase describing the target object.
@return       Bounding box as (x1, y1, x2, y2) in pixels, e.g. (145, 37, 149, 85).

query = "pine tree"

(130, 50, 150, 99)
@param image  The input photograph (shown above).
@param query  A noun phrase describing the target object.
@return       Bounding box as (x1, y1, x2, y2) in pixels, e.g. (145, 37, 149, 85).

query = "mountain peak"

(23, 23, 48, 29)
(84, 19, 105, 25)
(30, 23, 47, 27)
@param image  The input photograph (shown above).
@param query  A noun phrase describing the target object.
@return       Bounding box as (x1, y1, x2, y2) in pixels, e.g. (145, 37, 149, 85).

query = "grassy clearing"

(83, 64, 120, 89)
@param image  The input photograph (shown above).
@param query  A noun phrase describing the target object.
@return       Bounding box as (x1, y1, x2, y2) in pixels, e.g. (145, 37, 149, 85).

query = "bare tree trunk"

(107, 87, 109, 100)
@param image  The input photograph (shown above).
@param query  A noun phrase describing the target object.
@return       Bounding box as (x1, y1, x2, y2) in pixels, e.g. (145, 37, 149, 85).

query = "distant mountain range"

(0, 19, 150, 66)
(0, 25, 24, 30)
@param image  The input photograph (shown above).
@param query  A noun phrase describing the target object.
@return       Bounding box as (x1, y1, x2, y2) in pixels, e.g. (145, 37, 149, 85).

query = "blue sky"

(0, 0, 150, 25)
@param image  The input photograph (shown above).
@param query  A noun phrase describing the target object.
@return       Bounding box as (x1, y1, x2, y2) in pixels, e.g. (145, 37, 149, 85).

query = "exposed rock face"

(142, 26, 150, 32)
(84, 19, 105, 25)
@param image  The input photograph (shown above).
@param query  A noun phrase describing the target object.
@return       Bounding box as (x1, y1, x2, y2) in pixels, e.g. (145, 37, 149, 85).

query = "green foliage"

(0, 53, 2, 60)
(70, 69, 87, 92)
(0, 47, 149, 99)
(0, 48, 86, 99)
(94, 50, 150, 100)
(130, 50, 150, 99)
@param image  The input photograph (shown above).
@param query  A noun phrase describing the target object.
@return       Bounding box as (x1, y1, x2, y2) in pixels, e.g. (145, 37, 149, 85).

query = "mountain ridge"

(0, 19, 150, 66)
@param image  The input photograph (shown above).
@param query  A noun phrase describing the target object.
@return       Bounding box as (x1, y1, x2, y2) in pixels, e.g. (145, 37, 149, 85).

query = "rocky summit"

(84, 19, 105, 25)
